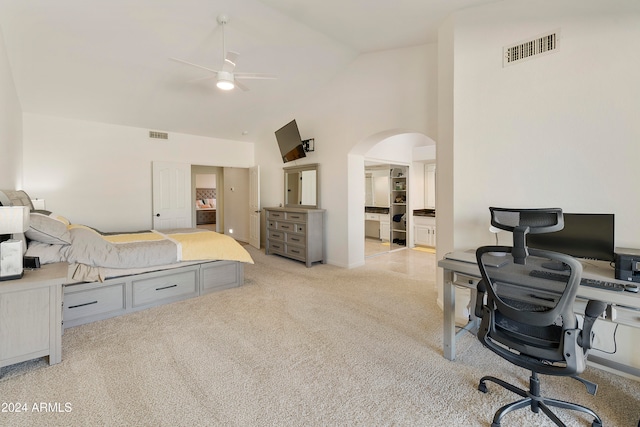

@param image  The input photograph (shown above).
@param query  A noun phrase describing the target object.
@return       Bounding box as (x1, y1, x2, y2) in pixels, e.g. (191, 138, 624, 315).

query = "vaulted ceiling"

(0, 0, 501, 141)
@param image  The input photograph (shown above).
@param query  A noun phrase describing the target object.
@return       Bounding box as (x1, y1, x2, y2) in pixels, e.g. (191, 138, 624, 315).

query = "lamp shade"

(31, 199, 46, 210)
(0, 206, 30, 234)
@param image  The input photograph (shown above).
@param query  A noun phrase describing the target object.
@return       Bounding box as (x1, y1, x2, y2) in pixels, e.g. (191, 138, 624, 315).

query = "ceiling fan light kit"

(171, 13, 276, 92)
(216, 71, 235, 90)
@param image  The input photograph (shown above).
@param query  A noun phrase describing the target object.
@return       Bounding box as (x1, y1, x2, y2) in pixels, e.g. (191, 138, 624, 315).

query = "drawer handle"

(272, 244, 282, 249)
(281, 225, 291, 229)
(290, 215, 301, 219)
(69, 300, 98, 309)
(291, 249, 300, 254)
(291, 237, 300, 242)
(156, 284, 178, 291)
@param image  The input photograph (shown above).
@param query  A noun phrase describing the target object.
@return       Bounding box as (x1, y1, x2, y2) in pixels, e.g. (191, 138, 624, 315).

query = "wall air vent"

(149, 131, 168, 140)
(503, 31, 558, 67)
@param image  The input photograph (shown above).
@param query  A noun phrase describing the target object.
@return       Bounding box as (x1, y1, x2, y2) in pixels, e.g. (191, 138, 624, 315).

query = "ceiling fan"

(170, 14, 276, 91)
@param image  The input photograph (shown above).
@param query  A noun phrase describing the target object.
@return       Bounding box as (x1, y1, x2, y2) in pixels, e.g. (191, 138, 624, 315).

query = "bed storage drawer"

(64, 282, 126, 326)
(201, 261, 243, 294)
(132, 269, 198, 307)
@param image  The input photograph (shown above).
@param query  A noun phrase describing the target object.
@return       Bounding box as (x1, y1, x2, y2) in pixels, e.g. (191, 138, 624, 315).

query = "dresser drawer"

(268, 230, 285, 241)
(132, 270, 198, 307)
(277, 222, 296, 232)
(285, 212, 307, 221)
(285, 245, 306, 260)
(286, 233, 305, 247)
(268, 241, 285, 253)
(267, 210, 285, 220)
(295, 223, 306, 234)
(64, 282, 126, 322)
(267, 220, 277, 229)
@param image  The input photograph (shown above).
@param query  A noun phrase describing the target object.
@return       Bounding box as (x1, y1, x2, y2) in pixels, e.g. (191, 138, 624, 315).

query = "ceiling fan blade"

(187, 74, 218, 84)
(235, 73, 277, 80)
(234, 80, 250, 91)
(169, 57, 220, 74)
(223, 51, 239, 72)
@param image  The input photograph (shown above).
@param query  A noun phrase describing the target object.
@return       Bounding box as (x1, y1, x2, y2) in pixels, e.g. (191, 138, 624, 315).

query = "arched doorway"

(347, 130, 436, 267)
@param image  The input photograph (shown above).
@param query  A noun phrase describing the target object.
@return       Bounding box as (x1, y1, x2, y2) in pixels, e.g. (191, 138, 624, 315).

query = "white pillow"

(25, 211, 71, 245)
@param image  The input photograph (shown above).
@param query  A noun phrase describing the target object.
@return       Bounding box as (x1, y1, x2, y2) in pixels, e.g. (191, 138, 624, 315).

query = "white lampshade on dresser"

(0, 205, 30, 280)
(31, 199, 46, 210)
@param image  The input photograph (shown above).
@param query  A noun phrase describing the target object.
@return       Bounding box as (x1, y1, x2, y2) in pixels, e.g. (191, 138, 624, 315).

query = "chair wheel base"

(479, 373, 603, 427)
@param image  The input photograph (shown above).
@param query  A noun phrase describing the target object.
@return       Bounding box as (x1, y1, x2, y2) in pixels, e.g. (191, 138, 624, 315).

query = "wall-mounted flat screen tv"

(275, 119, 306, 163)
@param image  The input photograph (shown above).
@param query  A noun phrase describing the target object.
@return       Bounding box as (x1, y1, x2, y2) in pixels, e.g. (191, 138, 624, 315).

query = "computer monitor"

(526, 213, 615, 262)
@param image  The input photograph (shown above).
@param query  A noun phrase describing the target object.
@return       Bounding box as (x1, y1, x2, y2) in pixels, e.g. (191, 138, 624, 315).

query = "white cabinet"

(379, 215, 390, 241)
(414, 215, 436, 247)
(364, 212, 390, 241)
(425, 163, 436, 209)
(365, 169, 390, 208)
(0, 263, 66, 372)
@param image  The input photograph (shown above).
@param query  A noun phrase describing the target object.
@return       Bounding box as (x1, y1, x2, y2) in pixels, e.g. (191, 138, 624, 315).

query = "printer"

(615, 247, 640, 283)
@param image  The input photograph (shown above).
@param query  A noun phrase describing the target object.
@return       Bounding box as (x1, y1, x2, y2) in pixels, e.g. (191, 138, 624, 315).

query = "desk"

(438, 251, 640, 376)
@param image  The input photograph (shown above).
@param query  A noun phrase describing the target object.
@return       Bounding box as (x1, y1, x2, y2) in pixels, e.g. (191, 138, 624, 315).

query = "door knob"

(156, 213, 160, 217)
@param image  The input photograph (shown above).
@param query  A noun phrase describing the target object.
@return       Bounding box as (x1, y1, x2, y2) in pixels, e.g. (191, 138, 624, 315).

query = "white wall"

(223, 167, 250, 243)
(255, 43, 437, 267)
(445, 0, 640, 252)
(439, 0, 640, 371)
(22, 113, 254, 232)
(0, 29, 23, 189)
(195, 174, 216, 189)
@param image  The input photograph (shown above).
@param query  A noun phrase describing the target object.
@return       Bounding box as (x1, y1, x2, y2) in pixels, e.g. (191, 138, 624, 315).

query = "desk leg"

(443, 268, 456, 360)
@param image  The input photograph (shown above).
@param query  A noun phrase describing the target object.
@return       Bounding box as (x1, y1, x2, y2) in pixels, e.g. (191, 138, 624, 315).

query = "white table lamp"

(0, 206, 30, 280)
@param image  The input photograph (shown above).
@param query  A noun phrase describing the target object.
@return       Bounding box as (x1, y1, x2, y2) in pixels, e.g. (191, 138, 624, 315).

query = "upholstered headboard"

(196, 188, 216, 200)
(0, 190, 34, 210)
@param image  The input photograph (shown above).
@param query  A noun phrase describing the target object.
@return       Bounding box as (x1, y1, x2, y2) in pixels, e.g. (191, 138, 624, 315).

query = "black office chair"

(475, 207, 607, 427)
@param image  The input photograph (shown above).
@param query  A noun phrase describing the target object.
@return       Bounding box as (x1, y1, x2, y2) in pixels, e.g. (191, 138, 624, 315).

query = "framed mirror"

(284, 163, 318, 208)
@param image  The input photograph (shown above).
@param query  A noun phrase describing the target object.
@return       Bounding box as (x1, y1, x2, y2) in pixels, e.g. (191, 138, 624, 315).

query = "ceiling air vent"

(149, 131, 168, 140)
(503, 31, 558, 67)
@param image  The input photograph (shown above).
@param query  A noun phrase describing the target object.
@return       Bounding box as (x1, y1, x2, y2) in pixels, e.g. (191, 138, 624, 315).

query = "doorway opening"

(364, 162, 409, 257)
(195, 173, 218, 232)
(348, 130, 436, 268)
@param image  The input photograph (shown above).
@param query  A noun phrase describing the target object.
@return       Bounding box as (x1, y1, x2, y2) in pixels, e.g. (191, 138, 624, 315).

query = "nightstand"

(0, 262, 67, 374)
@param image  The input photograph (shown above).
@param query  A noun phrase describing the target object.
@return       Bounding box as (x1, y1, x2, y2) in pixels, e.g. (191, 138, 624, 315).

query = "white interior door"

(249, 165, 260, 249)
(152, 161, 192, 229)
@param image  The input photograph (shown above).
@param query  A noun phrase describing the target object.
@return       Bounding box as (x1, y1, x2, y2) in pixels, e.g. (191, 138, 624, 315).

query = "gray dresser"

(265, 207, 325, 267)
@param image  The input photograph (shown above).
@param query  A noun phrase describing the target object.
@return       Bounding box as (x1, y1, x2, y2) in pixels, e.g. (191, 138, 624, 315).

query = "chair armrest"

(475, 279, 487, 318)
(579, 300, 607, 350)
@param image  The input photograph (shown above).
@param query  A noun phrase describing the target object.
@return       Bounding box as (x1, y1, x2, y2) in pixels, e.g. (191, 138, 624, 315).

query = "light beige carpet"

(0, 246, 639, 426)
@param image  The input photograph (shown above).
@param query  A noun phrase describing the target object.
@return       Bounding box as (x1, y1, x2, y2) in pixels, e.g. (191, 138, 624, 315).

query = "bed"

(195, 188, 216, 225)
(0, 190, 253, 329)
